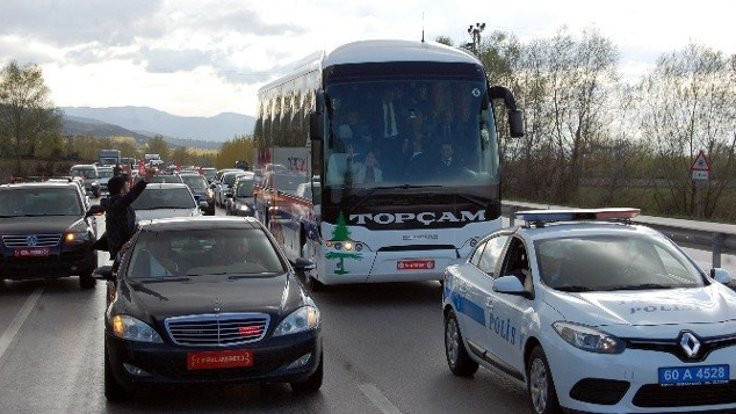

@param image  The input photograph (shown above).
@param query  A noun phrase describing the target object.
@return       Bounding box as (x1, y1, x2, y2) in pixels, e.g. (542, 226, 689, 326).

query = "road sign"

(690, 150, 711, 172)
(692, 170, 709, 180)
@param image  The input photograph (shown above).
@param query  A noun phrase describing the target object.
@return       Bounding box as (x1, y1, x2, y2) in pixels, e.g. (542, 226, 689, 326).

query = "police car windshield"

(535, 234, 705, 292)
(0, 188, 82, 217)
(131, 188, 195, 210)
(127, 229, 286, 279)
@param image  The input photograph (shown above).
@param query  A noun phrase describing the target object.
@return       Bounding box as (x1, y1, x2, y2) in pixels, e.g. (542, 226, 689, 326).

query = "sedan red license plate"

(187, 350, 254, 370)
(397, 260, 435, 270)
(14, 248, 50, 257)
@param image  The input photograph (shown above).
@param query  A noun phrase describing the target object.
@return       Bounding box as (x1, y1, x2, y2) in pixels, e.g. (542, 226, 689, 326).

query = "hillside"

(61, 116, 222, 149)
(61, 106, 255, 142)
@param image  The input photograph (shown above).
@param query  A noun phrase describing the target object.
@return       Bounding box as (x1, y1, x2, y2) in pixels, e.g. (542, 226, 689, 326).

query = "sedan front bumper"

(106, 329, 321, 386)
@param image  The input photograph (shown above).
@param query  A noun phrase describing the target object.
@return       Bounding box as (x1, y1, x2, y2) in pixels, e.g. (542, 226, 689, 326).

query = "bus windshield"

(323, 79, 498, 190)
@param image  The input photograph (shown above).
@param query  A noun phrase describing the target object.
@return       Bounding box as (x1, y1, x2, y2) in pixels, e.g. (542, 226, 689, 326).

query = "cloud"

(0, 37, 55, 65)
(0, 0, 165, 47)
(139, 47, 215, 73)
(190, 8, 304, 36)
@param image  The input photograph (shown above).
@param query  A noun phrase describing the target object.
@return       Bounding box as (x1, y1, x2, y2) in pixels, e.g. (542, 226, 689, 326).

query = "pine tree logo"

(324, 211, 362, 275)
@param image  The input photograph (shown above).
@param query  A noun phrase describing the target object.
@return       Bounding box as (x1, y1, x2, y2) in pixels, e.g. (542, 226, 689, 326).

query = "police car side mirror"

(493, 276, 526, 295)
(711, 268, 732, 284)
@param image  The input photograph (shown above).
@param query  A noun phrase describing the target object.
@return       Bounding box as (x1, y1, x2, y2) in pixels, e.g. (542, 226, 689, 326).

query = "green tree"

(0, 61, 61, 174)
(145, 135, 170, 160)
(324, 212, 362, 275)
(330, 211, 351, 241)
(435, 36, 454, 46)
(170, 146, 189, 165)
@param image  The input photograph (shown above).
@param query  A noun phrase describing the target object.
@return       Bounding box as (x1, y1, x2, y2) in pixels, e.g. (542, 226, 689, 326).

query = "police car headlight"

(553, 321, 625, 354)
(273, 306, 320, 337)
(111, 315, 163, 343)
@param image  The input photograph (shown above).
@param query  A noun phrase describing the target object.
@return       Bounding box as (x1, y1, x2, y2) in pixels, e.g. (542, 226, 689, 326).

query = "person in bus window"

(354, 151, 383, 185)
(435, 142, 464, 178)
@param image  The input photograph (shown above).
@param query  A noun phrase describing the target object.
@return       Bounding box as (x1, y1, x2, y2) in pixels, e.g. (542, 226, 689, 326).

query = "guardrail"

(501, 201, 736, 270)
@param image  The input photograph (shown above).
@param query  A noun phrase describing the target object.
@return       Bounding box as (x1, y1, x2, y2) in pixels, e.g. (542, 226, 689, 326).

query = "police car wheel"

(526, 346, 561, 414)
(444, 311, 478, 377)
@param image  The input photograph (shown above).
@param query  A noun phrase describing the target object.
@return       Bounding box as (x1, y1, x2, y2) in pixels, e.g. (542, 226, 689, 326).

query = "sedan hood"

(123, 273, 297, 320)
(545, 284, 736, 327)
(135, 209, 198, 222)
(0, 216, 83, 234)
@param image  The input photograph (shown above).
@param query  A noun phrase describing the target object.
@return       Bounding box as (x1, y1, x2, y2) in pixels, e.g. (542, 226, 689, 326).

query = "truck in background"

(98, 149, 121, 166)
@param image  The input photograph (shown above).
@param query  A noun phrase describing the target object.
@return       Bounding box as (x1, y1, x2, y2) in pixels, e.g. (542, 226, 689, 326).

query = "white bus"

(253, 40, 523, 286)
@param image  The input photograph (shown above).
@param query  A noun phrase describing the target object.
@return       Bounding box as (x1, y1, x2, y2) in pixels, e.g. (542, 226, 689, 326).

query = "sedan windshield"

(71, 168, 97, 179)
(0, 188, 82, 217)
(181, 175, 207, 190)
(236, 180, 254, 197)
(132, 188, 195, 210)
(150, 175, 183, 184)
(98, 169, 114, 179)
(127, 229, 286, 279)
(535, 234, 705, 292)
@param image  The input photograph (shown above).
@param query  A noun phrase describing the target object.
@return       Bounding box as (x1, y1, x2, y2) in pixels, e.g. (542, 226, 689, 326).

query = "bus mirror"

(309, 111, 323, 141)
(508, 109, 524, 138)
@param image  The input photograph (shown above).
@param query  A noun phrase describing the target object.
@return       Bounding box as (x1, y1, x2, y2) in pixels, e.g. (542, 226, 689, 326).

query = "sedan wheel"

(444, 310, 478, 376)
(526, 346, 560, 414)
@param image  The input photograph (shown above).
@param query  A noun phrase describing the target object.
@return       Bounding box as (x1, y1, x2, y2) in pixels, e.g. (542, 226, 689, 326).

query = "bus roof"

(258, 40, 481, 94)
(323, 40, 481, 67)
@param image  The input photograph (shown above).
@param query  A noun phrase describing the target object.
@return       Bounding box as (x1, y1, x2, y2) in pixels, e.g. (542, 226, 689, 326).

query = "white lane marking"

(0, 287, 44, 361)
(358, 383, 403, 414)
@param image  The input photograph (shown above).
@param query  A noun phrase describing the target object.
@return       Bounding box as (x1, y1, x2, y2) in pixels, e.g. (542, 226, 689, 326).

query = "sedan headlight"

(552, 321, 625, 354)
(110, 315, 163, 343)
(91, 181, 99, 187)
(64, 231, 90, 244)
(273, 306, 320, 337)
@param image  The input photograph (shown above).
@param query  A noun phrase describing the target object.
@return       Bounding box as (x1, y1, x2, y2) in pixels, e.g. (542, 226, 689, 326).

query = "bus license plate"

(658, 364, 729, 386)
(14, 248, 50, 257)
(397, 260, 435, 270)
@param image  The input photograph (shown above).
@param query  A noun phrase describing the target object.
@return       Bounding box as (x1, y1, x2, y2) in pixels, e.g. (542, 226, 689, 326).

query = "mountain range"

(60, 106, 256, 143)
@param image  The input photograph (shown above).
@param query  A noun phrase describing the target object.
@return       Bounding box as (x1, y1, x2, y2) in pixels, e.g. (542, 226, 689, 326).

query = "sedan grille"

(164, 313, 270, 347)
(2, 233, 62, 248)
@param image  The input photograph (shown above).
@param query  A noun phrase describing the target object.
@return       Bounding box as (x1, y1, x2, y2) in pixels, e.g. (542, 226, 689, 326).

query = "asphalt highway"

(0, 206, 733, 413)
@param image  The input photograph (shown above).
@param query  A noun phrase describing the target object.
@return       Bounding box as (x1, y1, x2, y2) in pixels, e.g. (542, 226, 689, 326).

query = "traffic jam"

(2, 40, 736, 414)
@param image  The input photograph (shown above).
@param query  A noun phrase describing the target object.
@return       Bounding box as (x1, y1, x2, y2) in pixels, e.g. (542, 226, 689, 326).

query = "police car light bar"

(515, 208, 640, 224)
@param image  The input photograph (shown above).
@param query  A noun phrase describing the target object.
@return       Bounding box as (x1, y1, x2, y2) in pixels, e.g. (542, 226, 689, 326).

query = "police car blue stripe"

(450, 291, 485, 326)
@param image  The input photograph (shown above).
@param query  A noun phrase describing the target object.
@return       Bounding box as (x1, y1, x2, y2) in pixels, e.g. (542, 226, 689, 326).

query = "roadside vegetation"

(440, 27, 736, 223)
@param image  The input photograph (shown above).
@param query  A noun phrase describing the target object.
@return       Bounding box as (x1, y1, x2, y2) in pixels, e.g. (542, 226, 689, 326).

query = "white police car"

(442, 208, 736, 413)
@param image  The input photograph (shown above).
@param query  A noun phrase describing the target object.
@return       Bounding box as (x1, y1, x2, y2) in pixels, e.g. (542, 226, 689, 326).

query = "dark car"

(179, 173, 215, 215)
(96, 217, 322, 401)
(226, 176, 255, 216)
(201, 168, 217, 183)
(70, 164, 101, 197)
(0, 182, 98, 289)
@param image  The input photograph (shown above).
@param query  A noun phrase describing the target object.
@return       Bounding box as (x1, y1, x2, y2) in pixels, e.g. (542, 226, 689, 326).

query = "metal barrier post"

(712, 233, 724, 269)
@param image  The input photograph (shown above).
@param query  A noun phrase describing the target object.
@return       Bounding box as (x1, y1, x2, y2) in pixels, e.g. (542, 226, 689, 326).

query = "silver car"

(131, 183, 206, 222)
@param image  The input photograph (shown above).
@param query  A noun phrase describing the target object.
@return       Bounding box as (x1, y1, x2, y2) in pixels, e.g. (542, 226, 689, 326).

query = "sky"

(1, 0, 735, 117)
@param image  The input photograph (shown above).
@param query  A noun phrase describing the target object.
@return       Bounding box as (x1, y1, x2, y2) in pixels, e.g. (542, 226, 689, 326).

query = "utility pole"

(465, 22, 486, 55)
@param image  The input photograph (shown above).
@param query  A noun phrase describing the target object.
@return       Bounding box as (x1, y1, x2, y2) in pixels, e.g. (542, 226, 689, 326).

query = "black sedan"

(95, 217, 321, 401)
(179, 173, 215, 215)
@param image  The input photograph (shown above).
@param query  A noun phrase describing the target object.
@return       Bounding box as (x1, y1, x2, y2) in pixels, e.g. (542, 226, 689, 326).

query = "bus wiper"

(347, 185, 443, 215)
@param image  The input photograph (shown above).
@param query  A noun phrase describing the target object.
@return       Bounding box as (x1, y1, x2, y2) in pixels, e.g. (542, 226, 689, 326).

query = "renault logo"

(679, 331, 701, 358)
(26, 235, 38, 247)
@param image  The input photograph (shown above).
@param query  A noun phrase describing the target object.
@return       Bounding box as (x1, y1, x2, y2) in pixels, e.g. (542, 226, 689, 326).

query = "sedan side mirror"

(85, 204, 106, 218)
(493, 275, 526, 295)
(93, 265, 114, 281)
(198, 201, 209, 210)
(293, 257, 316, 272)
(711, 268, 732, 284)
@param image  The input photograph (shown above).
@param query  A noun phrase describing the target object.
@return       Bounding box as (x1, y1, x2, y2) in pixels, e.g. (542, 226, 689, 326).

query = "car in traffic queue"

(201, 167, 217, 183)
(179, 173, 215, 215)
(70, 164, 101, 197)
(215, 170, 247, 207)
(97, 166, 114, 195)
(225, 174, 256, 217)
(442, 208, 736, 414)
(94, 216, 322, 401)
(148, 173, 184, 184)
(0, 181, 99, 289)
(125, 183, 207, 222)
